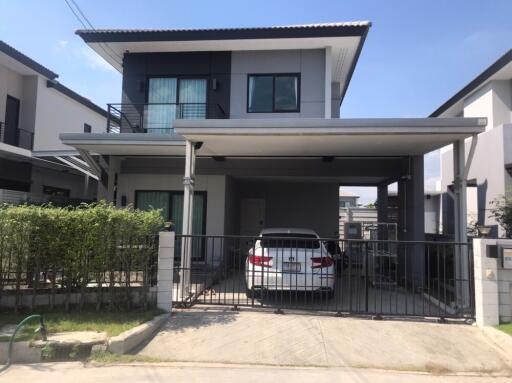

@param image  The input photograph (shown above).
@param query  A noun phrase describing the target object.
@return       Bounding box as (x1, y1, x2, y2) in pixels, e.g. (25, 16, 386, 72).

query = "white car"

(245, 228, 335, 298)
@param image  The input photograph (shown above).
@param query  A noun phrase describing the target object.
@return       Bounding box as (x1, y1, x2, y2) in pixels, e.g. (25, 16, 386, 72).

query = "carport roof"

(60, 117, 486, 157)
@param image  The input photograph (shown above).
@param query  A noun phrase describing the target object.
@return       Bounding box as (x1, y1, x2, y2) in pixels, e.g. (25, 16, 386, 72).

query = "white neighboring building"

(339, 188, 359, 207)
(431, 49, 512, 238)
(0, 40, 108, 203)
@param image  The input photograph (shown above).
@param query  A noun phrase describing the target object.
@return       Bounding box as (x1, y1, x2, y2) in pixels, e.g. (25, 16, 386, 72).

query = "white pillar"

(473, 239, 499, 327)
(180, 140, 196, 296)
(453, 139, 470, 308)
(157, 231, 175, 312)
(324, 46, 332, 119)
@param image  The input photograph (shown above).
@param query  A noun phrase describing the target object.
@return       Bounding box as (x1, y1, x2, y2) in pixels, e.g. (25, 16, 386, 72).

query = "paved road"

(2, 362, 512, 383)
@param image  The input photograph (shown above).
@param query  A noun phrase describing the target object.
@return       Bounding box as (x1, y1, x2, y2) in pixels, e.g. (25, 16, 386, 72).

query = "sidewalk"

(2, 362, 512, 383)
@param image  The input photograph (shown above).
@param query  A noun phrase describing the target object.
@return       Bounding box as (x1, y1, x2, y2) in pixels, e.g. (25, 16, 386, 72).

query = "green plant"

(490, 193, 512, 238)
(41, 343, 56, 360)
(0, 202, 165, 312)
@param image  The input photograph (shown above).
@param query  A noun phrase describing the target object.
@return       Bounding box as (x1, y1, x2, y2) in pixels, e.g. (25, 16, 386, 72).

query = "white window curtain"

(147, 78, 177, 133)
(179, 79, 207, 119)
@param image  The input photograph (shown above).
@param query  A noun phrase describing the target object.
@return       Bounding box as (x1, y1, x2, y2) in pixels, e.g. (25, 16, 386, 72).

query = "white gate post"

(157, 231, 175, 312)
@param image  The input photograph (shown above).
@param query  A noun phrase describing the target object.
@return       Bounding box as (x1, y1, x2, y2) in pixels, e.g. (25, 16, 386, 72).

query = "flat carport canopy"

(174, 118, 486, 157)
(60, 117, 486, 244)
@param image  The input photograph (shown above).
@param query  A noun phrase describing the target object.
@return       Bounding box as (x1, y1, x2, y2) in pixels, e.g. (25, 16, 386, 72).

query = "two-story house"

(432, 49, 512, 238)
(0, 40, 107, 203)
(61, 23, 485, 272)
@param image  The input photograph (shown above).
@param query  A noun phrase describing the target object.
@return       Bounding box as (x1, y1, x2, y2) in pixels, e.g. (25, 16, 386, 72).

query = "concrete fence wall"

(157, 231, 175, 312)
(473, 239, 512, 327)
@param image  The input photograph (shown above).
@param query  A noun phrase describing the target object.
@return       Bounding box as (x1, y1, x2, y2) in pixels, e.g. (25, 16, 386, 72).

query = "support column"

(83, 175, 89, 200)
(453, 139, 470, 308)
(180, 140, 196, 296)
(106, 156, 121, 205)
(397, 156, 425, 284)
(377, 183, 389, 240)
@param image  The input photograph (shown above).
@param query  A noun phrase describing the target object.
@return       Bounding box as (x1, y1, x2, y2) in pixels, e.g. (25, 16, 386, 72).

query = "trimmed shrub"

(0, 202, 164, 312)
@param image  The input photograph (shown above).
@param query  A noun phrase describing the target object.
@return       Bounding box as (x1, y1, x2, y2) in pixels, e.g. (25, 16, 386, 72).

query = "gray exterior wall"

(230, 49, 325, 118)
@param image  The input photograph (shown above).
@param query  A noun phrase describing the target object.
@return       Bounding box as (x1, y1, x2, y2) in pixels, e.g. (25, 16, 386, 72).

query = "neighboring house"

(339, 189, 359, 207)
(431, 49, 512, 238)
(0, 40, 108, 203)
(61, 22, 485, 269)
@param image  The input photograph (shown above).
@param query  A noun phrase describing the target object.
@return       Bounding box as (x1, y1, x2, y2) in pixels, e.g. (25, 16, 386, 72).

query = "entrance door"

(240, 198, 266, 236)
(4, 96, 20, 145)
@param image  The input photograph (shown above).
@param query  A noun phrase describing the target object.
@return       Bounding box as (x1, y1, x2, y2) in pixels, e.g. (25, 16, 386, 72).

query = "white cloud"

(58, 40, 68, 49)
(80, 47, 115, 72)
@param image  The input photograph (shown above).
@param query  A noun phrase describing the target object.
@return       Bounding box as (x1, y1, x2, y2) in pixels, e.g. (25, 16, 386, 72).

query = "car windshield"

(260, 233, 320, 249)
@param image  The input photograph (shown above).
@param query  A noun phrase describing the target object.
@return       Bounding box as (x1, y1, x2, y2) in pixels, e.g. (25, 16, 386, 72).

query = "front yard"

(0, 310, 162, 341)
(497, 323, 512, 336)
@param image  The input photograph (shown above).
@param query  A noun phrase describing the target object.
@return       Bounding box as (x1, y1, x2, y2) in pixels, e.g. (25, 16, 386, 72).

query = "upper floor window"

(146, 77, 207, 133)
(84, 123, 92, 133)
(247, 74, 300, 113)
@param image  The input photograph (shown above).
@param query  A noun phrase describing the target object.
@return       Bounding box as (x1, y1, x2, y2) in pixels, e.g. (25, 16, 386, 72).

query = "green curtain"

(147, 78, 177, 133)
(179, 79, 207, 119)
(136, 191, 170, 221)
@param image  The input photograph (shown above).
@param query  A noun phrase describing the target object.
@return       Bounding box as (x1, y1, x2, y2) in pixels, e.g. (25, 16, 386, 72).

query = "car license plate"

(283, 262, 301, 272)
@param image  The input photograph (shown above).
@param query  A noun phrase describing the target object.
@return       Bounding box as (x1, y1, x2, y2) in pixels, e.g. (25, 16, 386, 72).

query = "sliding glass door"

(135, 191, 206, 261)
(146, 78, 207, 133)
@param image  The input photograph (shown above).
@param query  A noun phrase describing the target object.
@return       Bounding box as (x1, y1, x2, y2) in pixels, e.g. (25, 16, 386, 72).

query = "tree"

(490, 193, 512, 238)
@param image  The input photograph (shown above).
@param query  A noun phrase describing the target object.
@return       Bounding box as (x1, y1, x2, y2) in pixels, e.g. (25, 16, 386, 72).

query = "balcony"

(106, 103, 226, 134)
(0, 121, 34, 150)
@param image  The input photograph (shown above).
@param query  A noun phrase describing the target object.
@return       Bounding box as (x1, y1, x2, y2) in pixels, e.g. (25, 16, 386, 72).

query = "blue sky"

(1, 0, 511, 203)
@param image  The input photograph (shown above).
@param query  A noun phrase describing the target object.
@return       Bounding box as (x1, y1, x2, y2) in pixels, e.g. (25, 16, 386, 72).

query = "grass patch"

(0, 309, 163, 342)
(497, 323, 512, 336)
(89, 350, 162, 364)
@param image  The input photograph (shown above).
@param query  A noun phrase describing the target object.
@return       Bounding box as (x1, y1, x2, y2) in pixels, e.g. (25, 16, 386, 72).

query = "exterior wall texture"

(33, 77, 106, 151)
(121, 51, 231, 122)
(230, 49, 325, 119)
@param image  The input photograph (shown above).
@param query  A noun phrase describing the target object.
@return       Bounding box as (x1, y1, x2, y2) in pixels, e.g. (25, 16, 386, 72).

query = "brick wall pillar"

(157, 231, 174, 312)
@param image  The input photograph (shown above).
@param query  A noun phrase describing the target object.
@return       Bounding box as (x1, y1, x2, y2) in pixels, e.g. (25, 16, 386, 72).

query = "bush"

(0, 202, 165, 312)
(490, 193, 512, 238)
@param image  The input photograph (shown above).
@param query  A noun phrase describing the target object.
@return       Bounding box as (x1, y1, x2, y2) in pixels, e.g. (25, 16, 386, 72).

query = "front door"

(240, 198, 266, 236)
(4, 95, 20, 146)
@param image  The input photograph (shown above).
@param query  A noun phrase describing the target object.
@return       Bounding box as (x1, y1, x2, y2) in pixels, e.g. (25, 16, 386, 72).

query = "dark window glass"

(248, 74, 299, 113)
(274, 76, 299, 111)
(84, 123, 91, 133)
(43, 185, 70, 197)
(248, 76, 273, 112)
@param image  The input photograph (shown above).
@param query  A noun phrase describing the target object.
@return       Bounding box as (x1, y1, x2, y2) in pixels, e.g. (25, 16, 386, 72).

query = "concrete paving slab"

(138, 308, 512, 374)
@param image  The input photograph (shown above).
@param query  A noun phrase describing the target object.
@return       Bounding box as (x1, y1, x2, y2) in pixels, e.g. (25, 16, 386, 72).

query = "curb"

(107, 313, 170, 354)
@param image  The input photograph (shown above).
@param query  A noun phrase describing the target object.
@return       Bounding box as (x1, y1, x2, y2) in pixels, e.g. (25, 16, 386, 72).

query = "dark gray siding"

(121, 51, 231, 117)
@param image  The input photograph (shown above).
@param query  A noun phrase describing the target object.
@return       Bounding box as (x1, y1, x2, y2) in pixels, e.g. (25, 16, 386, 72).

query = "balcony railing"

(0, 121, 34, 150)
(106, 103, 226, 133)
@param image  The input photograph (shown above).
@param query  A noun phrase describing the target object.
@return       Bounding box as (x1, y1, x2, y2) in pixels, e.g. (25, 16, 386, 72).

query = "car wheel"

(246, 289, 260, 299)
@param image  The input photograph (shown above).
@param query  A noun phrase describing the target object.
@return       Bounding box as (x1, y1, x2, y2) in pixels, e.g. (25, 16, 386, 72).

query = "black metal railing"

(107, 103, 226, 133)
(172, 234, 475, 320)
(0, 121, 34, 150)
(0, 234, 159, 311)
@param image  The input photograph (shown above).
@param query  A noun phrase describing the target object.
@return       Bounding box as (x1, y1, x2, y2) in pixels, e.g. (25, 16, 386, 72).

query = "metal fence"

(173, 234, 474, 320)
(107, 103, 227, 133)
(0, 235, 159, 311)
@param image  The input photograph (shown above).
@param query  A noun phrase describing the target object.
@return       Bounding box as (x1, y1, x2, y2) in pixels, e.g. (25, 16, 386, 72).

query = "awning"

(175, 117, 486, 157)
(60, 117, 486, 158)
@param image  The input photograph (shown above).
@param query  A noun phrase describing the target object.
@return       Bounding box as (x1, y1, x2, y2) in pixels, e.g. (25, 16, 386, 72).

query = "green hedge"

(0, 202, 165, 312)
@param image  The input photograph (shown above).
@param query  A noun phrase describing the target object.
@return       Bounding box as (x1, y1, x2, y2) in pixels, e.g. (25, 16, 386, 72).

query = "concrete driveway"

(138, 308, 512, 374)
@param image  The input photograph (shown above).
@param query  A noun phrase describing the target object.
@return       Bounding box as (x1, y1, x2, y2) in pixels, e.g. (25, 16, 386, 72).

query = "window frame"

(145, 76, 210, 105)
(83, 123, 92, 133)
(246, 73, 301, 113)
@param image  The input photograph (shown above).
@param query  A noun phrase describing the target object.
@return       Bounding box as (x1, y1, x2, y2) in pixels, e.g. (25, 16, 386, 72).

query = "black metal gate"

(173, 234, 474, 320)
